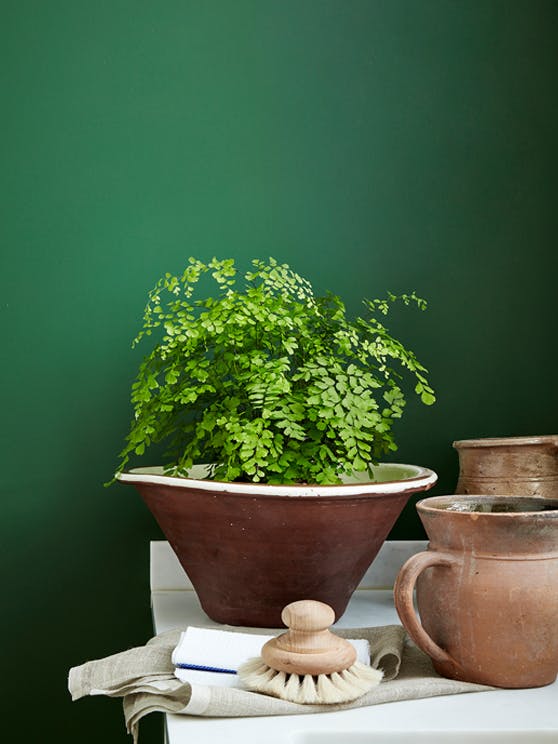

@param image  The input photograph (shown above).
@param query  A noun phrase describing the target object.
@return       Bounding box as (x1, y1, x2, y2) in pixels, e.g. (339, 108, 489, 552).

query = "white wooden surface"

(151, 541, 558, 744)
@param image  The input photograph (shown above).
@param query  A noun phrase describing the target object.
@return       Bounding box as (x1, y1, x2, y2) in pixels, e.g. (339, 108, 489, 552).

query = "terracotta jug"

(453, 435, 558, 497)
(394, 495, 558, 688)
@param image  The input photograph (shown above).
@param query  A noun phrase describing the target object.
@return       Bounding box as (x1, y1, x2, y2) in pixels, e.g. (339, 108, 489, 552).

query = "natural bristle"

(238, 601, 382, 704)
(238, 658, 383, 704)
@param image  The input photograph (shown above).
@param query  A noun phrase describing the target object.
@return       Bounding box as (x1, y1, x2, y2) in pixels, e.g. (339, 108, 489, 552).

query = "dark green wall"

(2, 1, 557, 741)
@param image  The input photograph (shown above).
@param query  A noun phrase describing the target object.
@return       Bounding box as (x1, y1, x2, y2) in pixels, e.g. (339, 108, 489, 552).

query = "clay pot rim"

(453, 434, 558, 449)
(417, 494, 558, 516)
(117, 462, 437, 498)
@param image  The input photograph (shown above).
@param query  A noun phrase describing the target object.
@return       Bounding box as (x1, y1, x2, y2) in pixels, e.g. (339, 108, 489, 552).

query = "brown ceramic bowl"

(119, 463, 437, 627)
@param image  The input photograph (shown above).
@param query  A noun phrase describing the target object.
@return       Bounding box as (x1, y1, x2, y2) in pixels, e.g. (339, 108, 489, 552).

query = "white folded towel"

(172, 626, 371, 688)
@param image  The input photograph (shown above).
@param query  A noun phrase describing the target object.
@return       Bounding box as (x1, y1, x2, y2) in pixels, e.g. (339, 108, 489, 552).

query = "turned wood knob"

(261, 600, 357, 676)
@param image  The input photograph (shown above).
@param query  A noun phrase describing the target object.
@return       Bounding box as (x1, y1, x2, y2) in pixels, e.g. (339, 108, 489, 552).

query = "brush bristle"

(238, 658, 383, 704)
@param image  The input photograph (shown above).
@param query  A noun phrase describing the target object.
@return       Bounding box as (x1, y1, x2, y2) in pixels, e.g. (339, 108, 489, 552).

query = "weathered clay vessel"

(119, 463, 436, 627)
(394, 495, 558, 688)
(453, 435, 558, 497)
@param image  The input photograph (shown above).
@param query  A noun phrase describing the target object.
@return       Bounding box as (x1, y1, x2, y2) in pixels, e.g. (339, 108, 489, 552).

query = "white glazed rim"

(117, 463, 438, 497)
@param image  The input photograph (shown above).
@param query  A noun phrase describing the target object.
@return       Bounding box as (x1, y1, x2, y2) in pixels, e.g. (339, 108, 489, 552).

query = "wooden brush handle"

(261, 600, 357, 675)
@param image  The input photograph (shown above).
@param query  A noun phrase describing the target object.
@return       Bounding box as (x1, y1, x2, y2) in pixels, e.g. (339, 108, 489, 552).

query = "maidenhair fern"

(115, 257, 435, 484)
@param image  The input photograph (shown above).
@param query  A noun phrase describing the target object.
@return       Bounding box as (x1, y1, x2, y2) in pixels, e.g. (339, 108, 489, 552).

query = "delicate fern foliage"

(115, 257, 435, 484)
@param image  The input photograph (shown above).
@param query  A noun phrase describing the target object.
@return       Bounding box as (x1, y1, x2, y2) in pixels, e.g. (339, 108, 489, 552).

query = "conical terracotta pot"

(394, 495, 558, 688)
(119, 463, 436, 627)
(453, 435, 558, 497)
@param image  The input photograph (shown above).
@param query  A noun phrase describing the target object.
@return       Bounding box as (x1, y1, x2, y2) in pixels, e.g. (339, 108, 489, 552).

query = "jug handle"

(394, 550, 460, 668)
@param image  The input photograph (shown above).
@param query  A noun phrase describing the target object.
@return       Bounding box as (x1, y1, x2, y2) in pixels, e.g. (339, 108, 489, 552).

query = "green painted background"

(2, 1, 557, 740)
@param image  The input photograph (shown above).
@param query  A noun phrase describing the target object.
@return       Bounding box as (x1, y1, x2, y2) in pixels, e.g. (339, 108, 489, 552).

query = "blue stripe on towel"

(175, 663, 237, 675)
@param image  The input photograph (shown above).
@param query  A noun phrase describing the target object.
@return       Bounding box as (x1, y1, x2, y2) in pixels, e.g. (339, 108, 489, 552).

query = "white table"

(150, 541, 558, 744)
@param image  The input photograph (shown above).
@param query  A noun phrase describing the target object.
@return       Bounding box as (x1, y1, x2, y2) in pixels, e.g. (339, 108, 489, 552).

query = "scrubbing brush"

(238, 599, 383, 704)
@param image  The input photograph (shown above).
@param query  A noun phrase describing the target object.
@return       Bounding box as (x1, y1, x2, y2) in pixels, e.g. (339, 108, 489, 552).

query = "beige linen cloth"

(69, 625, 492, 742)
